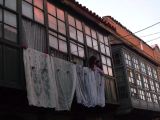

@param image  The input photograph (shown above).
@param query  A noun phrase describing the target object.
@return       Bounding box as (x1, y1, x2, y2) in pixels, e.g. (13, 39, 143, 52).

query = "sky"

(76, 0, 160, 47)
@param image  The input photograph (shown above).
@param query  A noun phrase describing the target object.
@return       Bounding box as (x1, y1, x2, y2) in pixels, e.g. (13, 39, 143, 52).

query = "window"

(149, 79, 155, 91)
(130, 87, 137, 98)
(22, 0, 44, 24)
(146, 92, 152, 102)
(155, 82, 160, 93)
(58, 20, 66, 35)
(153, 69, 158, 80)
(140, 62, 146, 74)
(138, 90, 145, 100)
(127, 69, 134, 84)
(101, 55, 113, 76)
(135, 73, 142, 87)
(133, 57, 139, 70)
(152, 94, 158, 104)
(124, 52, 131, 67)
(147, 66, 153, 77)
(143, 76, 149, 90)
(5, 0, 17, 11)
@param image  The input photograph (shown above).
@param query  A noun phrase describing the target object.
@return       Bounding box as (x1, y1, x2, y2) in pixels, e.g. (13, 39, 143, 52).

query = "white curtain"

(23, 48, 58, 108)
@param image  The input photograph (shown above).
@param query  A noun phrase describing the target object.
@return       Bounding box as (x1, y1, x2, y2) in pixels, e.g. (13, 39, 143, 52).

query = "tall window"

(152, 94, 158, 104)
(146, 92, 152, 102)
(155, 82, 160, 93)
(47, 2, 67, 54)
(124, 52, 131, 67)
(140, 62, 146, 74)
(127, 69, 134, 84)
(138, 89, 145, 100)
(147, 65, 153, 78)
(101, 55, 112, 76)
(149, 79, 155, 91)
(143, 76, 149, 90)
(0, 4, 17, 42)
(153, 68, 158, 80)
(135, 72, 142, 87)
(133, 57, 139, 70)
(22, 0, 44, 24)
(130, 87, 137, 98)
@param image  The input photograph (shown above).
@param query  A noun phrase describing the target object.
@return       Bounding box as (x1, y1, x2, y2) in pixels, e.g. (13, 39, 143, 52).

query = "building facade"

(0, 0, 118, 120)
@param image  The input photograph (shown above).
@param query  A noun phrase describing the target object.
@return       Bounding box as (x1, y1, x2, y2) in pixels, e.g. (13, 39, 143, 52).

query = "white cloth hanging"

(76, 66, 105, 107)
(50, 56, 77, 111)
(23, 48, 58, 108)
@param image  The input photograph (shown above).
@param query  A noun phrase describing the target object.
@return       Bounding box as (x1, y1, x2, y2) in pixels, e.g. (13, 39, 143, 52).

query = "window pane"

(70, 42, 78, 55)
(0, 0, 3, 5)
(107, 57, 112, 66)
(101, 55, 106, 65)
(22, 1, 33, 19)
(68, 14, 75, 27)
(34, 0, 43, 9)
(57, 8, 64, 21)
(77, 30, 84, 43)
(0, 23, 2, 38)
(25, 0, 32, 3)
(98, 33, 104, 43)
(5, 0, 17, 11)
(4, 11, 17, 27)
(69, 26, 76, 40)
(78, 46, 85, 58)
(58, 20, 66, 35)
(49, 34, 58, 49)
(59, 40, 67, 53)
(34, 8, 44, 24)
(86, 36, 92, 47)
(48, 15, 57, 30)
(76, 19, 82, 30)
(4, 25, 17, 42)
(0, 8, 2, 21)
(104, 36, 109, 45)
(91, 29, 97, 39)
(47, 2, 56, 16)
(106, 46, 110, 56)
(103, 65, 108, 75)
(108, 67, 113, 76)
(93, 39, 98, 50)
(85, 25, 90, 35)
(100, 43, 105, 54)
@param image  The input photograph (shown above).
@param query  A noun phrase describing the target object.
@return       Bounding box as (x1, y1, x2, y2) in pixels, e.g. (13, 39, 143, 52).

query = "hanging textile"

(23, 48, 58, 108)
(76, 66, 105, 107)
(50, 56, 77, 110)
(22, 19, 46, 52)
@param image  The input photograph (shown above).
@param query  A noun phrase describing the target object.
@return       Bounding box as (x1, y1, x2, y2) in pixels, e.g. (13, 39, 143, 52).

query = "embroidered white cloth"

(23, 48, 58, 108)
(76, 66, 105, 107)
(51, 56, 77, 110)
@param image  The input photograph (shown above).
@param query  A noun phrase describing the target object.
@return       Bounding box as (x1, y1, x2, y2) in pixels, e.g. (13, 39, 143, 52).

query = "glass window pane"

(58, 20, 66, 35)
(108, 67, 113, 76)
(5, 0, 17, 11)
(86, 36, 92, 47)
(47, 2, 56, 16)
(0, 0, 3, 5)
(69, 26, 76, 40)
(68, 14, 75, 27)
(25, 0, 32, 3)
(91, 29, 97, 39)
(4, 10, 17, 27)
(100, 43, 105, 54)
(103, 65, 108, 75)
(22, 1, 33, 19)
(76, 19, 82, 30)
(57, 8, 64, 21)
(107, 57, 112, 66)
(59, 40, 67, 53)
(104, 36, 109, 45)
(78, 46, 85, 58)
(49, 34, 58, 49)
(0, 8, 2, 21)
(34, 0, 43, 9)
(48, 15, 57, 30)
(93, 39, 98, 50)
(70, 42, 78, 55)
(106, 46, 110, 56)
(101, 55, 106, 65)
(77, 30, 84, 43)
(98, 33, 104, 43)
(34, 8, 44, 24)
(85, 25, 90, 35)
(4, 25, 17, 42)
